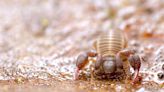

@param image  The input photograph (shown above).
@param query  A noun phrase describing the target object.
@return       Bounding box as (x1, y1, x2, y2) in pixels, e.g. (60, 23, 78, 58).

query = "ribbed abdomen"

(96, 30, 126, 57)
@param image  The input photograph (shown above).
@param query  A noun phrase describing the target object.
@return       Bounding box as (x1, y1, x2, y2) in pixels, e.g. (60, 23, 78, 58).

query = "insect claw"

(74, 68, 80, 80)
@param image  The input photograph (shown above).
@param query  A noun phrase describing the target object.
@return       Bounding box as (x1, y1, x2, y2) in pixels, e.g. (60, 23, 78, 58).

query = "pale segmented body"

(95, 30, 127, 57)
(75, 30, 141, 83)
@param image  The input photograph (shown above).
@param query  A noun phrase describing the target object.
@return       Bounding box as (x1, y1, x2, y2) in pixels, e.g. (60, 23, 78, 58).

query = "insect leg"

(74, 50, 97, 80)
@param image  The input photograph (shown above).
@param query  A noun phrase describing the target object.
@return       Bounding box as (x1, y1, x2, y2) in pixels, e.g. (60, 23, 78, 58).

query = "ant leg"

(74, 50, 97, 80)
(116, 49, 136, 78)
(117, 49, 142, 83)
(128, 54, 142, 84)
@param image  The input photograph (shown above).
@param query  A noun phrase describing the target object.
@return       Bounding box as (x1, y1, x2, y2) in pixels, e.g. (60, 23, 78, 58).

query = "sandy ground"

(0, 0, 164, 92)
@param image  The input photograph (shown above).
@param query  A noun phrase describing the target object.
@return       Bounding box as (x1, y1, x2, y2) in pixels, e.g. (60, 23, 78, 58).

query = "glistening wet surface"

(0, 0, 164, 92)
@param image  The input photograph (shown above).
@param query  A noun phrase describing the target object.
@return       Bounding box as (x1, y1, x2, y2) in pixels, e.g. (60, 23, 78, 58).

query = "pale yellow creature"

(75, 30, 142, 83)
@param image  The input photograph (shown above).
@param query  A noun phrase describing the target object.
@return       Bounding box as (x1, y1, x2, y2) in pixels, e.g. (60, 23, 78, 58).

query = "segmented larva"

(95, 30, 127, 57)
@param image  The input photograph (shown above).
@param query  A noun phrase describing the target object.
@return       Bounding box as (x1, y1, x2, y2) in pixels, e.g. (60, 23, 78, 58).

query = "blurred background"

(0, 0, 163, 92)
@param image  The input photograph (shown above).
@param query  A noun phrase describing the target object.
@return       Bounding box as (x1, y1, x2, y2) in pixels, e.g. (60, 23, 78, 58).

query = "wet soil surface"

(0, 0, 164, 92)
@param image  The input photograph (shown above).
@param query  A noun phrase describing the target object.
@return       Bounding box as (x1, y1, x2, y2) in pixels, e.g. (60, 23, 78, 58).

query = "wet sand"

(0, 0, 164, 92)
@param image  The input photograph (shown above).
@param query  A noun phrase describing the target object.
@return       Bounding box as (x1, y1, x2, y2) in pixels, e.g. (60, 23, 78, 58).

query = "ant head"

(103, 57, 116, 73)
